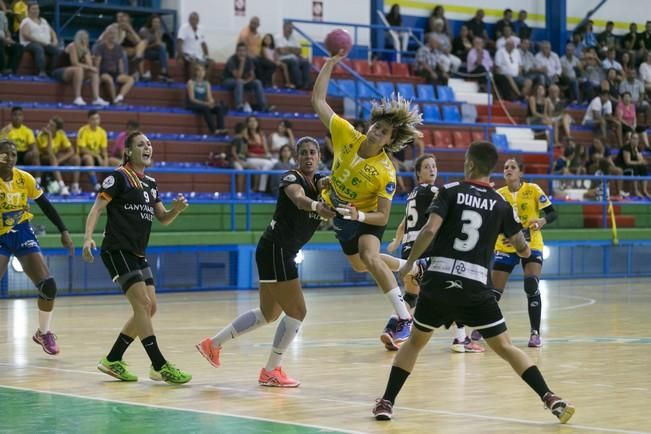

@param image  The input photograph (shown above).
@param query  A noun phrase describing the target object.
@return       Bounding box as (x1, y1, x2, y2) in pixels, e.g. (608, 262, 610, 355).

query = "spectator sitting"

(582, 20, 598, 48)
(385, 4, 409, 54)
(602, 47, 623, 76)
(639, 52, 651, 92)
(176, 12, 214, 81)
(186, 63, 227, 135)
(548, 84, 574, 144)
(425, 5, 451, 37)
(36, 116, 79, 195)
(620, 68, 650, 125)
(452, 25, 472, 61)
(622, 23, 638, 53)
(615, 132, 650, 197)
(493, 8, 513, 40)
(415, 35, 443, 84)
(560, 42, 582, 103)
(494, 38, 523, 101)
(139, 14, 172, 82)
(94, 26, 135, 104)
(553, 146, 573, 176)
(269, 120, 295, 161)
(243, 115, 274, 193)
(534, 41, 561, 86)
(429, 18, 461, 72)
(571, 31, 587, 59)
(275, 21, 311, 89)
(581, 49, 605, 103)
(110, 120, 138, 167)
(513, 10, 532, 40)
(527, 83, 552, 125)
(620, 51, 634, 71)
(223, 42, 269, 112)
(238, 16, 261, 58)
(603, 70, 621, 107)
(495, 25, 520, 51)
(597, 21, 618, 54)
(617, 91, 650, 149)
(259, 33, 293, 88)
(54, 30, 108, 106)
(99, 12, 147, 79)
(588, 136, 625, 196)
(519, 38, 546, 86)
(638, 22, 651, 62)
(0, 6, 22, 75)
(19, 2, 60, 77)
(77, 110, 108, 191)
(269, 144, 295, 197)
(583, 90, 619, 144)
(9, 0, 27, 35)
(0, 106, 38, 169)
(466, 36, 492, 75)
(464, 9, 488, 41)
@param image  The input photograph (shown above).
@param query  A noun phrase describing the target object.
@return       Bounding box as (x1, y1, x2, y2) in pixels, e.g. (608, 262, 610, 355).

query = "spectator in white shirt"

(176, 12, 214, 81)
(602, 47, 623, 77)
(639, 52, 651, 92)
(19, 2, 60, 77)
(494, 39, 523, 100)
(429, 18, 461, 72)
(583, 90, 619, 141)
(276, 22, 311, 89)
(560, 43, 582, 102)
(534, 41, 561, 86)
(519, 38, 546, 86)
(495, 25, 520, 51)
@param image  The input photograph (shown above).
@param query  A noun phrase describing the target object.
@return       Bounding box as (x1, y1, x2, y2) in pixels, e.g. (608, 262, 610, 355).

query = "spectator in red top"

(110, 120, 138, 166)
(243, 115, 273, 193)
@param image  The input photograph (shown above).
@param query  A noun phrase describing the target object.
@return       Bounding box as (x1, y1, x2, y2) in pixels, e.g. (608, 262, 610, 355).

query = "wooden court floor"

(1, 277, 650, 434)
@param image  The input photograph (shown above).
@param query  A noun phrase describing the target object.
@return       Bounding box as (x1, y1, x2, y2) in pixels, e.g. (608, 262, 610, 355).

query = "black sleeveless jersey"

(99, 166, 160, 256)
(262, 170, 324, 252)
(401, 183, 438, 259)
(426, 180, 522, 271)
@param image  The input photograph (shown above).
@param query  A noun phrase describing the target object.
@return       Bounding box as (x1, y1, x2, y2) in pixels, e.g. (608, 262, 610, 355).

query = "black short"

(413, 272, 507, 339)
(332, 216, 386, 256)
(101, 249, 154, 292)
(256, 237, 298, 283)
(17, 151, 29, 165)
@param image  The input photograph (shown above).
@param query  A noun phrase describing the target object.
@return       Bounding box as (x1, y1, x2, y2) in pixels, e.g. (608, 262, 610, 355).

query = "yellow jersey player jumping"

(485, 159, 557, 348)
(312, 48, 423, 348)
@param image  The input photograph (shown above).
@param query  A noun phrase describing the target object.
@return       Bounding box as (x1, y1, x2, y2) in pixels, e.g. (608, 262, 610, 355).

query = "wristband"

(357, 211, 366, 222)
(311, 200, 319, 211)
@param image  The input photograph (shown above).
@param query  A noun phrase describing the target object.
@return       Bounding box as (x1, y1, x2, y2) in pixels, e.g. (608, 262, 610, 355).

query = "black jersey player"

(197, 137, 336, 387)
(373, 141, 575, 424)
(383, 154, 484, 353)
(83, 132, 192, 384)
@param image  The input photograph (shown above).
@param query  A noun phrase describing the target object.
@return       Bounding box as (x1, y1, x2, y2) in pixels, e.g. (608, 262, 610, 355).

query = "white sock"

(211, 308, 267, 347)
(265, 316, 302, 371)
(380, 254, 407, 272)
(454, 324, 466, 341)
(38, 310, 53, 333)
(385, 287, 411, 320)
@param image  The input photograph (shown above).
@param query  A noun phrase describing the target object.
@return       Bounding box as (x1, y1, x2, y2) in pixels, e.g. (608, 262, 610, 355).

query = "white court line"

(0, 384, 364, 434)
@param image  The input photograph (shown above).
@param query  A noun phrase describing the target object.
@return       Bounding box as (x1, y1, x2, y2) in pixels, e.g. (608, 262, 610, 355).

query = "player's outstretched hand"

(326, 49, 347, 65)
(171, 194, 189, 214)
(82, 238, 96, 263)
(60, 230, 74, 256)
(335, 204, 359, 220)
(316, 202, 336, 219)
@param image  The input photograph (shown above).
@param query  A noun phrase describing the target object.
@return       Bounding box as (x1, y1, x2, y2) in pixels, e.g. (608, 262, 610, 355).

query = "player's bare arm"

(311, 50, 346, 126)
(398, 213, 443, 281)
(154, 193, 189, 226)
(508, 231, 531, 258)
(285, 183, 336, 219)
(336, 196, 392, 227)
(82, 196, 109, 262)
(387, 217, 406, 253)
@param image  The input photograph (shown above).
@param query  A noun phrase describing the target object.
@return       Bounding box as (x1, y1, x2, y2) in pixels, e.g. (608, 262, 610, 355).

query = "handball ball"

(325, 28, 352, 56)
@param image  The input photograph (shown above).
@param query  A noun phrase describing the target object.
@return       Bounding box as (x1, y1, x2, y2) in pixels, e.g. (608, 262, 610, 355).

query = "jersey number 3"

(453, 210, 482, 252)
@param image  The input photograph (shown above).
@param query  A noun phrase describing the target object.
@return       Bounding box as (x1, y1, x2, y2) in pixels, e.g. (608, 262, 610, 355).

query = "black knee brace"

(37, 277, 57, 301)
(524, 276, 540, 297)
(403, 292, 418, 309)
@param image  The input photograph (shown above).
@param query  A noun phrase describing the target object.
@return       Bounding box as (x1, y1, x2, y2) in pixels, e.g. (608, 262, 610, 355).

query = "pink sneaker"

(195, 337, 221, 368)
(380, 317, 399, 351)
(528, 331, 542, 348)
(463, 337, 485, 353)
(32, 329, 59, 355)
(258, 366, 300, 388)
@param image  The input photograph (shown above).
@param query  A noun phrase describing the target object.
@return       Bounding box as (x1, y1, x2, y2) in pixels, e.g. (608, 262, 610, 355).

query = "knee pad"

(37, 277, 57, 301)
(524, 276, 540, 297)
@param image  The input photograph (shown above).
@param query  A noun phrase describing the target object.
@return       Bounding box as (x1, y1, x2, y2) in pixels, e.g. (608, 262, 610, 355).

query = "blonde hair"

(370, 94, 423, 153)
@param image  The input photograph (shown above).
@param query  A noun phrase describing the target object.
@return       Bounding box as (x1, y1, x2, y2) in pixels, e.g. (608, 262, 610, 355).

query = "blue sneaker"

(393, 318, 412, 345)
(380, 316, 399, 351)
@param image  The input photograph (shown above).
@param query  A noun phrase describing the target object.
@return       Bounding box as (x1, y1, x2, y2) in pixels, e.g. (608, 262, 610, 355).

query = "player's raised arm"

(311, 50, 346, 127)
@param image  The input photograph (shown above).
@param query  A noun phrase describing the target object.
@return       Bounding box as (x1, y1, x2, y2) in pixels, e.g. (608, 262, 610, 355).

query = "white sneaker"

(92, 98, 110, 107)
(242, 102, 253, 113)
(46, 180, 60, 194)
(60, 185, 70, 196)
(70, 184, 82, 195)
(73, 97, 86, 106)
(114, 95, 124, 104)
(142, 70, 152, 80)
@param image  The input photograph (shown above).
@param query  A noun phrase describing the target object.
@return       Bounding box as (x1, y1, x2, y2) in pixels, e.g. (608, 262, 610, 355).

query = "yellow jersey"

(11, 1, 28, 33)
(0, 168, 43, 235)
(36, 130, 72, 153)
(77, 125, 108, 153)
(322, 115, 397, 212)
(1, 124, 36, 152)
(494, 182, 551, 252)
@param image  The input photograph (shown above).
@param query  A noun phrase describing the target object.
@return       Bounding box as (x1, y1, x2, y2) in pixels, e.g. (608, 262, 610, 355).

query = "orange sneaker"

(195, 338, 221, 368)
(258, 366, 300, 388)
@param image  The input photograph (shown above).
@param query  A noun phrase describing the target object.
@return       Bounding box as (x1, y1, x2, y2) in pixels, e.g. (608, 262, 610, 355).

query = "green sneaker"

(97, 357, 138, 381)
(149, 362, 192, 384)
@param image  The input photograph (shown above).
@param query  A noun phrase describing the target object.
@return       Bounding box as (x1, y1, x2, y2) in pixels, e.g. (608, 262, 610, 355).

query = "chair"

(372, 60, 390, 77)
(337, 79, 356, 97)
(432, 130, 453, 148)
(360, 101, 373, 120)
(436, 85, 455, 102)
(420, 129, 433, 147)
(352, 60, 371, 76)
(356, 81, 376, 99)
(375, 81, 395, 98)
(471, 130, 486, 142)
(396, 83, 415, 100)
(442, 105, 461, 122)
(312, 57, 326, 71)
(422, 105, 441, 123)
(390, 62, 410, 78)
(452, 130, 472, 148)
(327, 80, 342, 97)
(491, 133, 509, 150)
(416, 84, 436, 102)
